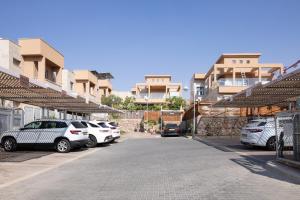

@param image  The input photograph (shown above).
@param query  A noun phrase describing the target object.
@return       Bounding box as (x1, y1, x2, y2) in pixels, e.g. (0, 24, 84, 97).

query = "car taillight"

(249, 129, 263, 133)
(70, 130, 81, 134)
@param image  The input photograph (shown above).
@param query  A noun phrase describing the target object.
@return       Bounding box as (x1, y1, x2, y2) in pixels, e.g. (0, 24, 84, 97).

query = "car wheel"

(2, 137, 17, 152)
(266, 136, 276, 151)
(86, 135, 97, 148)
(56, 139, 71, 153)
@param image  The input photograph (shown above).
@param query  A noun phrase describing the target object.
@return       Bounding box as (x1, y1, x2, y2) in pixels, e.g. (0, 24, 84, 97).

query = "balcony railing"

(135, 92, 169, 99)
(218, 78, 269, 87)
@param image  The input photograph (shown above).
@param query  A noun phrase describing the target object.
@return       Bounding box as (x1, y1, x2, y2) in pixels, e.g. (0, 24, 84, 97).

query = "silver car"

(0, 119, 89, 153)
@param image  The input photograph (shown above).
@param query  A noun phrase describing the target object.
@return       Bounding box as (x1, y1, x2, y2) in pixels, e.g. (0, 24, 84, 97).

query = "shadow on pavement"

(231, 156, 300, 185)
(0, 146, 89, 162)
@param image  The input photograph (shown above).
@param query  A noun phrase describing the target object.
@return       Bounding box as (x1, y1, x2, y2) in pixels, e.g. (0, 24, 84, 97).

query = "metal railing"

(218, 78, 269, 87)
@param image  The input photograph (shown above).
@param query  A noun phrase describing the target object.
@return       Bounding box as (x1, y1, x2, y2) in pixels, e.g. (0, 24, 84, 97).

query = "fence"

(275, 112, 300, 164)
(0, 107, 24, 132)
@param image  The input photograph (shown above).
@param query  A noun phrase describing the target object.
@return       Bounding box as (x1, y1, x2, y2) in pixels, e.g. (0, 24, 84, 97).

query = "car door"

(17, 121, 43, 144)
(37, 121, 68, 144)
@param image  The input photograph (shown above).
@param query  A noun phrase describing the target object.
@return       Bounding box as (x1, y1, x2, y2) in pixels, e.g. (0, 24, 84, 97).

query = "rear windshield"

(257, 122, 267, 127)
(80, 121, 88, 127)
(71, 121, 86, 128)
(165, 124, 178, 128)
(109, 122, 118, 127)
(88, 122, 99, 128)
(98, 122, 109, 128)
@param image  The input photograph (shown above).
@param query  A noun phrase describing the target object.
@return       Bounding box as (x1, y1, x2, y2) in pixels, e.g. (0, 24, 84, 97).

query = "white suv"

(92, 121, 121, 142)
(0, 120, 89, 153)
(78, 121, 113, 148)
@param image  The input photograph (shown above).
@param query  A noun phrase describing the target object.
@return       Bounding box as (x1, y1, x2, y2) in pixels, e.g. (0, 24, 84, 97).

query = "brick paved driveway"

(0, 137, 299, 200)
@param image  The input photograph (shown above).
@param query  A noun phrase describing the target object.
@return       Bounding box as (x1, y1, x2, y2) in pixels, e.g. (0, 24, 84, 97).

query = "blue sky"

(1, 0, 299, 92)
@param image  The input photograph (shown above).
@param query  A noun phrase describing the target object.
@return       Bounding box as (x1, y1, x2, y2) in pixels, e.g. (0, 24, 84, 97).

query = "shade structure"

(214, 68, 300, 108)
(0, 66, 120, 114)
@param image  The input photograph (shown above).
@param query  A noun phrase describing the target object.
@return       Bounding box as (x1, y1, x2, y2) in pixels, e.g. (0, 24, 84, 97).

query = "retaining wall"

(196, 116, 248, 136)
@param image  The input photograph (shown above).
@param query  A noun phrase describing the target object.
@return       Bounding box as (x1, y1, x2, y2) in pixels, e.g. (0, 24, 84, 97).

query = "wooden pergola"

(0, 68, 121, 114)
(214, 68, 300, 108)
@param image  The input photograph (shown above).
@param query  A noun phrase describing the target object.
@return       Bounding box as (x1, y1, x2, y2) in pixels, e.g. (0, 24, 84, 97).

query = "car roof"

(29, 119, 80, 125)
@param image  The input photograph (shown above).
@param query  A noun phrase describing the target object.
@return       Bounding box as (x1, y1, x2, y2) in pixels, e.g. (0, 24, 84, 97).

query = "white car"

(240, 118, 292, 150)
(92, 121, 121, 142)
(0, 120, 89, 153)
(79, 121, 113, 148)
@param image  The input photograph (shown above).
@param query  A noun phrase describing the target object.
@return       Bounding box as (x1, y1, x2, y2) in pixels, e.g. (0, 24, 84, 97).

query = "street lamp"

(144, 95, 149, 132)
(192, 83, 198, 139)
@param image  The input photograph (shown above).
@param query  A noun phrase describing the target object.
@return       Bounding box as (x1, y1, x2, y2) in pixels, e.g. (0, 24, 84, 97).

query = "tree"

(101, 95, 123, 108)
(122, 96, 137, 111)
(165, 96, 186, 110)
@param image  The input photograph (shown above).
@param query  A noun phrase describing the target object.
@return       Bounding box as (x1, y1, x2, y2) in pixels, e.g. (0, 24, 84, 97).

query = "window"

(23, 121, 42, 129)
(88, 122, 99, 128)
(98, 122, 109, 128)
(80, 121, 88, 127)
(56, 122, 68, 128)
(71, 121, 86, 128)
(13, 58, 21, 67)
(239, 60, 243, 64)
(45, 70, 49, 79)
(232, 60, 237, 64)
(34, 61, 38, 78)
(83, 83, 86, 93)
(196, 86, 205, 96)
(41, 121, 66, 129)
(246, 60, 250, 64)
(70, 82, 74, 91)
(257, 122, 267, 127)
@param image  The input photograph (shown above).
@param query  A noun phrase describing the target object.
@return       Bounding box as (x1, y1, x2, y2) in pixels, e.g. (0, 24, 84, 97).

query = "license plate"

(169, 129, 175, 131)
(242, 134, 247, 138)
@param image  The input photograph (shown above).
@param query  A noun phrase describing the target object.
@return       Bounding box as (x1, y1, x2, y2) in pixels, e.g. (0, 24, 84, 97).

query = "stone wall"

(116, 119, 142, 133)
(196, 116, 248, 136)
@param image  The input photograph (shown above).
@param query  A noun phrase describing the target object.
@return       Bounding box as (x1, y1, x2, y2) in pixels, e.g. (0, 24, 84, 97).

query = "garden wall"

(196, 116, 248, 136)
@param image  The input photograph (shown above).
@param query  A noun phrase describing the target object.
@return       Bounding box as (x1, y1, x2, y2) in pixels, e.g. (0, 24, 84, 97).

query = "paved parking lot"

(195, 136, 277, 162)
(0, 136, 299, 200)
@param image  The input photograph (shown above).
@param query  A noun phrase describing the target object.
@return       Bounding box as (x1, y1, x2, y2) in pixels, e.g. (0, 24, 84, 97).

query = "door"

(37, 121, 68, 144)
(17, 121, 42, 144)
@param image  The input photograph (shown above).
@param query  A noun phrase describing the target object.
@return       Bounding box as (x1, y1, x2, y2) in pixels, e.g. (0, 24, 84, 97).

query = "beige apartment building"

(190, 53, 284, 103)
(19, 38, 64, 86)
(73, 70, 100, 104)
(132, 75, 182, 104)
(91, 71, 113, 97)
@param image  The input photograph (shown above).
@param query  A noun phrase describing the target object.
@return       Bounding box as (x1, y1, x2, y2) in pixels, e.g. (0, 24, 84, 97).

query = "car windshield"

(165, 124, 178, 128)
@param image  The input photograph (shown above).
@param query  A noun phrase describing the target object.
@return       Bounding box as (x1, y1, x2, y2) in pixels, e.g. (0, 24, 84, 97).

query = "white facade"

(62, 69, 76, 94)
(0, 39, 22, 73)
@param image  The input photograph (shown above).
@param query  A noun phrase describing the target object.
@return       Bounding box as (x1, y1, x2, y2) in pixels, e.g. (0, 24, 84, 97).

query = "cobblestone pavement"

(1, 137, 299, 200)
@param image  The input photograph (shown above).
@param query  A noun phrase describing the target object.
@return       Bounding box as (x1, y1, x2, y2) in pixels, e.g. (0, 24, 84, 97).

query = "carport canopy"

(214, 68, 300, 108)
(0, 67, 121, 114)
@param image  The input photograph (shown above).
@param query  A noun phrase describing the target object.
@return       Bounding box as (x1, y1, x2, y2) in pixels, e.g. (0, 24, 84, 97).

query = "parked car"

(92, 121, 121, 141)
(78, 120, 113, 148)
(0, 119, 89, 153)
(240, 118, 292, 150)
(161, 123, 180, 137)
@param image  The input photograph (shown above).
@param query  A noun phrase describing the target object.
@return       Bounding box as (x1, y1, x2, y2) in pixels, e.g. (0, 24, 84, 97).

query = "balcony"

(217, 78, 269, 94)
(218, 78, 269, 87)
(135, 92, 169, 104)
